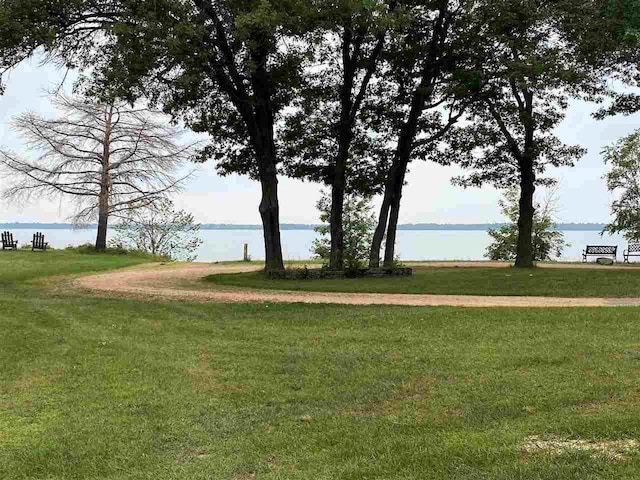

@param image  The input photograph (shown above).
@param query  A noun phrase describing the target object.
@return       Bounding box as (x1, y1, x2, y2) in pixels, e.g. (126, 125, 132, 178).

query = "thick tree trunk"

(95, 206, 108, 251)
(329, 174, 346, 270)
(249, 35, 285, 272)
(514, 157, 536, 268)
(383, 194, 402, 267)
(369, 193, 391, 268)
(259, 167, 284, 272)
(329, 133, 351, 270)
(328, 24, 358, 272)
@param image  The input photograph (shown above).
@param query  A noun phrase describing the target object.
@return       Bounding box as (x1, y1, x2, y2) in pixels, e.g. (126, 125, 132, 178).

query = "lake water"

(5, 228, 629, 262)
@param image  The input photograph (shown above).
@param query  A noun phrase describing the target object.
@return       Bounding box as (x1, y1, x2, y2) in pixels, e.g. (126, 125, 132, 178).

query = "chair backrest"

(629, 244, 640, 254)
(2, 231, 13, 243)
(33, 232, 42, 246)
(586, 245, 617, 255)
(33, 232, 45, 248)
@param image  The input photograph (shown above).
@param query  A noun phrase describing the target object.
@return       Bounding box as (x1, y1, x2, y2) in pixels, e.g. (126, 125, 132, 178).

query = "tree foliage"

(486, 188, 569, 262)
(0, 0, 315, 271)
(0, 0, 637, 270)
(111, 198, 203, 261)
(312, 191, 376, 270)
(602, 129, 640, 241)
(447, 0, 632, 267)
(280, 0, 398, 270)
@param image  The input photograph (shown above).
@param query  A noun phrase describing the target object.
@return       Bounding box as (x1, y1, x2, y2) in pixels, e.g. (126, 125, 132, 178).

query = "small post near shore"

(243, 243, 249, 262)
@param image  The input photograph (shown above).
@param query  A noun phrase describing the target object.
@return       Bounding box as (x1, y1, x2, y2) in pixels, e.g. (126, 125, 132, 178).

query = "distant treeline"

(0, 222, 607, 231)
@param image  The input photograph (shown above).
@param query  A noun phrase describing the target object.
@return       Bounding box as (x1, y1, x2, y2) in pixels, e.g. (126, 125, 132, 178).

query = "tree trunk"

(329, 172, 346, 270)
(370, 107, 424, 268)
(95, 106, 113, 252)
(95, 174, 110, 251)
(514, 156, 536, 268)
(370, 156, 408, 268)
(383, 193, 402, 267)
(95, 205, 108, 251)
(328, 24, 358, 271)
(329, 132, 351, 270)
(259, 166, 284, 272)
(369, 192, 391, 268)
(369, 3, 448, 268)
(249, 34, 285, 272)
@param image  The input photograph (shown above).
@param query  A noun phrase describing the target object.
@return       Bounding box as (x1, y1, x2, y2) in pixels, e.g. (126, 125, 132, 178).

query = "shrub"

(486, 188, 569, 262)
(312, 192, 376, 270)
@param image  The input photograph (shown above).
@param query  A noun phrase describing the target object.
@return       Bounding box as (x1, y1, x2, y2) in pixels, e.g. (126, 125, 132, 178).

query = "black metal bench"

(624, 243, 640, 263)
(1, 231, 18, 250)
(583, 245, 617, 262)
(31, 232, 48, 251)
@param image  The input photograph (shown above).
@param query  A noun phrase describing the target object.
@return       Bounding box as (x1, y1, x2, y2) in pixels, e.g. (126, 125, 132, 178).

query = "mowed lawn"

(5, 253, 640, 478)
(206, 265, 640, 297)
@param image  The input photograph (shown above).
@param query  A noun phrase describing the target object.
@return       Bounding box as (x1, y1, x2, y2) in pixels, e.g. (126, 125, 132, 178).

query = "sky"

(0, 55, 637, 225)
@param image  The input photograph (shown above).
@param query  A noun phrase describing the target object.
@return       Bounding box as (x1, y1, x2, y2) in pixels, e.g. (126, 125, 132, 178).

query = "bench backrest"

(33, 232, 45, 248)
(1, 231, 13, 244)
(628, 243, 640, 253)
(585, 245, 617, 255)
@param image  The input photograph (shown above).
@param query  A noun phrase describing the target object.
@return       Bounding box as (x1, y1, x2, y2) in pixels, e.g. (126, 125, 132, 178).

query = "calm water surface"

(7, 228, 628, 262)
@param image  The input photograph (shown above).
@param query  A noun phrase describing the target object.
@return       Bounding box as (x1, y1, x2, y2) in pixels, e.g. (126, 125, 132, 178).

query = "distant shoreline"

(0, 223, 607, 232)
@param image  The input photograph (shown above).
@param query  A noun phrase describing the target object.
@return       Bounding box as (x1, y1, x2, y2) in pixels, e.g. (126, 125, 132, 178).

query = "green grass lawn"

(5, 253, 640, 478)
(205, 265, 640, 297)
(0, 248, 157, 287)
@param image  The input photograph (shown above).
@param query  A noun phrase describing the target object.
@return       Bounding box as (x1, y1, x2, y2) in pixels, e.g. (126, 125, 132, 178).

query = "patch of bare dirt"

(522, 435, 639, 462)
(73, 262, 640, 308)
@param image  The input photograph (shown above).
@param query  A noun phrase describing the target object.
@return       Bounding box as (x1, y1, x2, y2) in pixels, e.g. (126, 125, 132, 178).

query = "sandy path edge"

(72, 261, 640, 308)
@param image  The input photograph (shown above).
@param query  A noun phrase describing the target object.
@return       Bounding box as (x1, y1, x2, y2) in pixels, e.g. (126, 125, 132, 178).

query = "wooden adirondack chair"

(31, 232, 49, 251)
(1, 231, 18, 250)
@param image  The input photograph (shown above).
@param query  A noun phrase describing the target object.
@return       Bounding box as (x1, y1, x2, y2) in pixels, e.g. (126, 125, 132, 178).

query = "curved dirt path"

(74, 261, 640, 308)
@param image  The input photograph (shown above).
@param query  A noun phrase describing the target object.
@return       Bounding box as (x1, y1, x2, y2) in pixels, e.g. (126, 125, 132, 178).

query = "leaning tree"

(368, 0, 477, 268)
(0, 94, 192, 250)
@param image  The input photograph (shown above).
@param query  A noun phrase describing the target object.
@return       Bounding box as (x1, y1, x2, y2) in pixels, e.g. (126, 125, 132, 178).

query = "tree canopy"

(447, 0, 636, 267)
(602, 129, 640, 241)
(0, 0, 638, 267)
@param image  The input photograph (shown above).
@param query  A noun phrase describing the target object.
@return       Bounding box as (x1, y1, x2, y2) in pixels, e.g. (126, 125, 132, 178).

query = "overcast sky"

(0, 55, 637, 225)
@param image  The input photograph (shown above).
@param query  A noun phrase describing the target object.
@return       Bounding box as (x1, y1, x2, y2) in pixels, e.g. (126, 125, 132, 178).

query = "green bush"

(486, 188, 569, 262)
(312, 192, 376, 270)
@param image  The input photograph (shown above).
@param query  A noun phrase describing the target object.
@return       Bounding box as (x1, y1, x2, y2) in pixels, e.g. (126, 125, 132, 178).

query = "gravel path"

(73, 261, 640, 308)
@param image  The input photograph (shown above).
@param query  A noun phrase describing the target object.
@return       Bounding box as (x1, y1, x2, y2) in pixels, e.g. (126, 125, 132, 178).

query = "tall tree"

(0, 94, 190, 250)
(369, 0, 475, 268)
(0, 0, 311, 271)
(450, 0, 635, 268)
(282, 0, 396, 270)
(602, 129, 640, 240)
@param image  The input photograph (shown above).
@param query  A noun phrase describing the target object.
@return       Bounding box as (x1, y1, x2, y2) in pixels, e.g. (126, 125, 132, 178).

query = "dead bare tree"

(0, 94, 194, 250)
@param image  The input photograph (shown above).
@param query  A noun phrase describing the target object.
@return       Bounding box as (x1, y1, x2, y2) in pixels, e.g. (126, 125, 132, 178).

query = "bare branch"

(0, 93, 194, 226)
